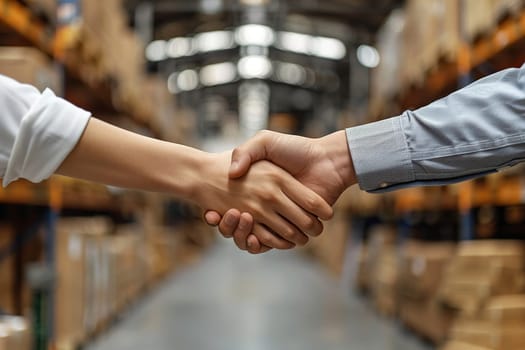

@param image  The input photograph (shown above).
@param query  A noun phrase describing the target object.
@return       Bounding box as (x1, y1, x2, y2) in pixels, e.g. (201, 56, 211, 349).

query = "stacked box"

(55, 216, 201, 348)
(0, 316, 31, 350)
(79, 0, 149, 118)
(441, 341, 493, 350)
(108, 227, 148, 311)
(400, 0, 460, 88)
(462, 0, 524, 42)
(399, 240, 457, 343)
(0, 225, 14, 315)
(307, 210, 349, 276)
(370, 9, 405, 118)
(143, 77, 178, 141)
(146, 226, 185, 281)
(462, 0, 495, 42)
(437, 240, 525, 316)
(0, 47, 62, 94)
(355, 244, 368, 291)
(366, 226, 399, 315)
(25, 0, 56, 21)
(443, 295, 525, 350)
(55, 217, 111, 348)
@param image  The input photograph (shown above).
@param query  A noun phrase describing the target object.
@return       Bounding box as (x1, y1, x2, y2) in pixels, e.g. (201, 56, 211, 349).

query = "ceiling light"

(145, 40, 167, 62)
(357, 44, 380, 68)
(194, 31, 235, 53)
(240, 0, 270, 5)
(168, 70, 199, 93)
(200, 0, 222, 14)
(238, 55, 272, 79)
(166, 37, 193, 58)
(276, 31, 310, 55)
(235, 24, 275, 47)
(275, 62, 307, 85)
(312, 37, 346, 60)
(200, 62, 237, 86)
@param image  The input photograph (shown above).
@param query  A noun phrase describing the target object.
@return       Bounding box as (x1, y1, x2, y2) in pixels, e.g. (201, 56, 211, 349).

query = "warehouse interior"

(1, 0, 525, 349)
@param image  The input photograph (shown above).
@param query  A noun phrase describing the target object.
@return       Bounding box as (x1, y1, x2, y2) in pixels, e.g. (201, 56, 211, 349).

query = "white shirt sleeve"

(0, 75, 91, 187)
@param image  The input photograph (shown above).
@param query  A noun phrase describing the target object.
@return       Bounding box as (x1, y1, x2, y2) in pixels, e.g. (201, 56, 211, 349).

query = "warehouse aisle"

(87, 238, 432, 350)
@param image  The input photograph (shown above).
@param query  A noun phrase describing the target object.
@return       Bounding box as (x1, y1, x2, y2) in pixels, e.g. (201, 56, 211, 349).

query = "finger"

(234, 212, 254, 242)
(252, 223, 295, 250)
(246, 234, 263, 253)
(229, 131, 273, 179)
(246, 234, 273, 254)
(247, 236, 273, 254)
(258, 210, 309, 246)
(218, 209, 242, 238)
(204, 211, 221, 226)
(281, 178, 334, 221)
(273, 192, 324, 237)
(232, 212, 254, 250)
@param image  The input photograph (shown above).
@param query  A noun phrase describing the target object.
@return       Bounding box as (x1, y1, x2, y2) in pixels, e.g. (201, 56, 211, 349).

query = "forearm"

(348, 65, 525, 192)
(57, 118, 205, 201)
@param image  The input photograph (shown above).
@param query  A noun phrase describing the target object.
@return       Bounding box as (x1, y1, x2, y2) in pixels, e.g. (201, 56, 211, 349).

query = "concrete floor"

(87, 237, 434, 350)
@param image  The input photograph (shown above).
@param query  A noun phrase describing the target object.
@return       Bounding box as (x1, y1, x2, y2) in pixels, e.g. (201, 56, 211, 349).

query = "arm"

(0, 75, 332, 249)
(57, 119, 333, 249)
(210, 64, 525, 253)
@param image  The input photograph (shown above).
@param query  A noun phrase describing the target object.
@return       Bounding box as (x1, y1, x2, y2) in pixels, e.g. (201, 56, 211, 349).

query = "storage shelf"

(400, 10, 525, 111)
(0, 0, 157, 134)
(0, 0, 54, 52)
(0, 177, 119, 211)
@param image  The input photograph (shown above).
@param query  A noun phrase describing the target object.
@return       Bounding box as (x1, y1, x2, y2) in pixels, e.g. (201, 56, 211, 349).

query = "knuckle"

(306, 196, 321, 211)
(303, 217, 316, 231)
(260, 190, 277, 202)
(280, 227, 296, 240)
(231, 147, 241, 159)
(257, 129, 271, 140)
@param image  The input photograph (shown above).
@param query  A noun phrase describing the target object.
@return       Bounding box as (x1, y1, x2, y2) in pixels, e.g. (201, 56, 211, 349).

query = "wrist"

(319, 130, 357, 190)
(163, 145, 211, 202)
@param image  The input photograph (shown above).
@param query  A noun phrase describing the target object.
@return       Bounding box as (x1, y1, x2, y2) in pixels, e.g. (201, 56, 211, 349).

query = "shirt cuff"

(3, 89, 91, 187)
(346, 116, 414, 192)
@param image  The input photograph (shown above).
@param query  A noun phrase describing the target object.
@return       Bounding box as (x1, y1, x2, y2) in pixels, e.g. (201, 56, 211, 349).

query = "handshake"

(201, 129, 357, 254)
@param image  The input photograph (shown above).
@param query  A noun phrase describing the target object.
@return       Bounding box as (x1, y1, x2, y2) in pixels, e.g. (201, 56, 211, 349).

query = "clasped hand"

(204, 130, 355, 254)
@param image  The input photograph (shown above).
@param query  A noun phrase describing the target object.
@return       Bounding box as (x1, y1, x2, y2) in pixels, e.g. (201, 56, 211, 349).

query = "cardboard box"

(55, 221, 88, 348)
(0, 316, 31, 350)
(438, 240, 525, 315)
(399, 240, 456, 300)
(0, 47, 61, 94)
(483, 295, 525, 324)
(400, 299, 455, 344)
(450, 319, 525, 350)
(55, 218, 112, 347)
(307, 210, 349, 276)
(441, 341, 493, 350)
(25, 0, 56, 21)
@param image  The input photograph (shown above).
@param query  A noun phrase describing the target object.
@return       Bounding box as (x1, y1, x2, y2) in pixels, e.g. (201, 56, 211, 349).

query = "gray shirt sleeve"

(347, 64, 525, 193)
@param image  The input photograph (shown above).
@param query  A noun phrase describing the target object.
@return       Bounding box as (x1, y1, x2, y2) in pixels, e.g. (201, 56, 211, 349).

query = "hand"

(198, 152, 333, 250)
(205, 130, 357, 253)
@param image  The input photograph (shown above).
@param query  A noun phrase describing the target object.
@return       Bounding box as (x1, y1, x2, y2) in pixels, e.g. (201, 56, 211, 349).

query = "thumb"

(229, 131, 271, 179)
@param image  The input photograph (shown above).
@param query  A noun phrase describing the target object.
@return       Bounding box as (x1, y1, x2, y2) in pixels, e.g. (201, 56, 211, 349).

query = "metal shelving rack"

(393, 8, 525, 242)
(0, 2, 151, 348)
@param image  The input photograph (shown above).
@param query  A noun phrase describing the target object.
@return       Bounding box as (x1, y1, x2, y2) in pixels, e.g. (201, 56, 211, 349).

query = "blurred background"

(1, 0, 525, 349)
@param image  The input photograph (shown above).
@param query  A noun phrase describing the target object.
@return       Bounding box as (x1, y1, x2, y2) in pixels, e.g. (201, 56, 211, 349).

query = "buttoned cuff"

(346, 116, 414, 192)
(3, 89, 91, 187)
